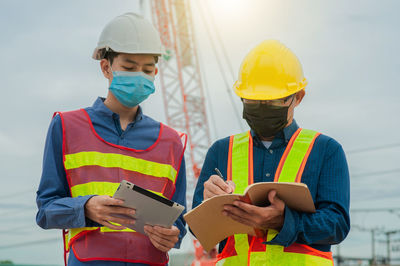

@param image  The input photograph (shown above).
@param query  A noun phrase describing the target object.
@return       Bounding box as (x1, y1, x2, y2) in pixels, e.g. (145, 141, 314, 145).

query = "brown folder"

(184, 182, 315, 252)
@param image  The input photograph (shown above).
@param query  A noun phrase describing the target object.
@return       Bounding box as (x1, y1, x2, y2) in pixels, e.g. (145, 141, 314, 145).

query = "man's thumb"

(268, 190, 277, 205)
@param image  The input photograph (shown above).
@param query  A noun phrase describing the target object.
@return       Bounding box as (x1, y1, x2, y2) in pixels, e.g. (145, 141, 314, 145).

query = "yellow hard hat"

(233, 40, 307, 100)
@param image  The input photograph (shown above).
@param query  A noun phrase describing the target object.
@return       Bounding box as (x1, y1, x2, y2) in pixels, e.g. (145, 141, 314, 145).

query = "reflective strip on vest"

(218, 128, 333, 266)
(275, 129, 321, 183)
(65, 151, 177, 183)
(230, 131, 251, 193)
(70, 181, 165, 198)
(65, 181, 166, 249)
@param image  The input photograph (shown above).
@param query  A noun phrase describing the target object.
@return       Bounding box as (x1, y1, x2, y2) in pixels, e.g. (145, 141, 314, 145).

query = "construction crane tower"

(150, 0, 212, 207)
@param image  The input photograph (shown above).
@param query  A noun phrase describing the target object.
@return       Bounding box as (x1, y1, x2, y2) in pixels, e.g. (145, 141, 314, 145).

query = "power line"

(0, 237, 59, 249)
(0, 188, 35, 200)
(205, 0, 236, 81)
(351, 208, 400, 213)
(195, 0, 244, 132)
(347, 143, 400, 154)
(351, 168, 400, 178)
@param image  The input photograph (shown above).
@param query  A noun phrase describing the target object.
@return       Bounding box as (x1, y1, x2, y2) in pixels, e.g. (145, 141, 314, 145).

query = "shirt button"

(266, 173, 271, 177)
(269, 149, 273, 154)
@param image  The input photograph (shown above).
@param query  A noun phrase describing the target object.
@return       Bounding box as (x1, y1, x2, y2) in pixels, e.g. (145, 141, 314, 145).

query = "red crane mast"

(150, 0, 211, 206)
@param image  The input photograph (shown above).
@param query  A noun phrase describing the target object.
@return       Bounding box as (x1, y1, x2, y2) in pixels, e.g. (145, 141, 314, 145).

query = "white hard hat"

(92, 12, 164, 60)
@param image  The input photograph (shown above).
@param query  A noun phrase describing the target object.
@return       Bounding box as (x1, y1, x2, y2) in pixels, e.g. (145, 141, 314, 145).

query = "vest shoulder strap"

(274, 128, 321, 183)
(228, 131, 253, 194)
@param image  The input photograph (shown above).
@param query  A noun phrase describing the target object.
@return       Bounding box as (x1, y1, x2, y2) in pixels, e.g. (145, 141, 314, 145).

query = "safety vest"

(216, 128, 334, 266)
(57, 109, 187, 266)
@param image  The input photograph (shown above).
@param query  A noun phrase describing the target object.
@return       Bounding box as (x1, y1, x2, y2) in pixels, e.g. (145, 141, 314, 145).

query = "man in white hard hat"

(36, 13, 187, 266)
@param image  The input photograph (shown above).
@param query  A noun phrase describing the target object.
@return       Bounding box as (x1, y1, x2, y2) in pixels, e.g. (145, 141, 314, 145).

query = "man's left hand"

(222, 190, 285, 230)
(144, 225, 180, 252)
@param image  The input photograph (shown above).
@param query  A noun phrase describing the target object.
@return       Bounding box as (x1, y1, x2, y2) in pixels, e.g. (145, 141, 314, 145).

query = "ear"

(155, 67, 158, 75)
(100, 59, 112, 79)
(294, 90, 305, 107)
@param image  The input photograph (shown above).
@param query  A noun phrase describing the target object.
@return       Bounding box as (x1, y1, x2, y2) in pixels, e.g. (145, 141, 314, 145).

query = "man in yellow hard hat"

(36, 13, 187, 266)
(192, 40, 350, 265)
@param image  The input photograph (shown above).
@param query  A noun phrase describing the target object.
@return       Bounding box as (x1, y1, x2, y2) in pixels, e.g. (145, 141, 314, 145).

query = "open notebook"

(184, 182, 315, 251)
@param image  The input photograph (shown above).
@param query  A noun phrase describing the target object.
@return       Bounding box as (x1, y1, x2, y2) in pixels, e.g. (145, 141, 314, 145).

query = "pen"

(214, 168, 224, 179)
(215, 168, 232, 194)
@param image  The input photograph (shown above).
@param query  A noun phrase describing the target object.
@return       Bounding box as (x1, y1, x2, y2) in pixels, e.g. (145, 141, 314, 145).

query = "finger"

(223, 211, 258, 228)
(146, 226, 179, 242)
(101, 196, 125, 206)
(105, 214, 136, 225)
(203, 189, 217, 200)
(107, 206, 136, 216)
(204, 176, 230, 196)
(223, 204, 254, 219)
(101, 220, 127, 230)
(210, 175, 232, 193)
(153, 225, 180, 236)
(147, 230, 176, 248)
(147, 235, 171, 252)
(232, 200, 259, 214)
(268, 190, 285, 209)
(268, 190, 277, 204)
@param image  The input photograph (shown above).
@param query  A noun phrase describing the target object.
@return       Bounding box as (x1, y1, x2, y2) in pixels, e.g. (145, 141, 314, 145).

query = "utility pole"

(385, 230, 400, 265)
(387, 231, 391, 266)
(337, 244, 342, 266)
(372, 228, 376, 266)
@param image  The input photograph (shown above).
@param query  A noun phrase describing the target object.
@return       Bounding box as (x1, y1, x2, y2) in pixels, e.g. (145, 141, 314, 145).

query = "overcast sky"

(1, 0, 400, 264)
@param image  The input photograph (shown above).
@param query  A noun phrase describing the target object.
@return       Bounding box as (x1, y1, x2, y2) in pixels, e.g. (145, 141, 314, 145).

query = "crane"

(150, 0, 211, 207)
(149, 0, 217, 264)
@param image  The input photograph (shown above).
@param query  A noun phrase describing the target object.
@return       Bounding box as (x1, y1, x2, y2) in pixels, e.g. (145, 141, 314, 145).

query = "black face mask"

(242, 102, 290, 139)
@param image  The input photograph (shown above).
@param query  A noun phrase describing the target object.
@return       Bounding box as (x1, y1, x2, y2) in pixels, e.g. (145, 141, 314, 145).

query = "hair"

(101, 48, 159, 66)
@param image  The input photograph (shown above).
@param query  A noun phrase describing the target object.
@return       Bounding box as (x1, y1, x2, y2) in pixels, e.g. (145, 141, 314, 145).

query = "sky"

(0, 0, 400, 264)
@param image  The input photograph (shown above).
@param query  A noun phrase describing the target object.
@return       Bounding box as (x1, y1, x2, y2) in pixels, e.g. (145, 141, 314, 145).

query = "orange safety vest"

(216, 128, 334, 266)
(57, 109, 187, 266)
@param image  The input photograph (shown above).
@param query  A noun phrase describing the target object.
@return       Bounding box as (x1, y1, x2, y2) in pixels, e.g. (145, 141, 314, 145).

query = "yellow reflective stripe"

(216, 256, 242, 266)
(231, 132, 250, 194)
(278, 129, 318, 183)
(70, 182, 166, 198)
(64, 151, 177, 182)
(65, 226, 138, 248)
(267, 251, 332, 266)
(100, 221, 136, 233)
(66, 227, 97, 247)
(266, 229, 279, 241)
(234, 234, 249, 254)
(249, 251, 333, 266)
(100, 227, 136, 233)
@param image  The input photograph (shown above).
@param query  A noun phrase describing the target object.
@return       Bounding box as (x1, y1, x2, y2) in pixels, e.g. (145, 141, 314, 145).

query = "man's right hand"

(84, 195, 136, 230)
(203, 175, 235, 200)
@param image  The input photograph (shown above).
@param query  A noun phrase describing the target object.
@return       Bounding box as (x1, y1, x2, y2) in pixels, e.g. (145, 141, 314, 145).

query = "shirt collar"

(251, 119, 299, 147)
(92, 97, 143, 121)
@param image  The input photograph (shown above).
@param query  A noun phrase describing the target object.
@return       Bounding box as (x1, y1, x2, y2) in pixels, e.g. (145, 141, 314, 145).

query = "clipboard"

(112, 180, 185, 235)
(184, 182, 315, 252)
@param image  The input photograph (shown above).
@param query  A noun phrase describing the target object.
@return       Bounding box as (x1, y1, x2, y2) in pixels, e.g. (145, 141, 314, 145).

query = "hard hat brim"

(92, 46, 164, 60)
(233, 79, 307, 100)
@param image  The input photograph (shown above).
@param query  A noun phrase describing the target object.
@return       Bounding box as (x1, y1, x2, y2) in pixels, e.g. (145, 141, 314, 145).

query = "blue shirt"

(36, 97, 187, 266)
(192, 120, 350, 253)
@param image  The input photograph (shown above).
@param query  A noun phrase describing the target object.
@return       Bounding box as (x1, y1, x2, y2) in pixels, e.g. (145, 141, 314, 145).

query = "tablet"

(112, 180, 185, 235)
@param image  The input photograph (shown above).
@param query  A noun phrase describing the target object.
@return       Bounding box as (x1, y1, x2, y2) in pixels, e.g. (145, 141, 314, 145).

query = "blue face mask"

(109, 71, 156, 108)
